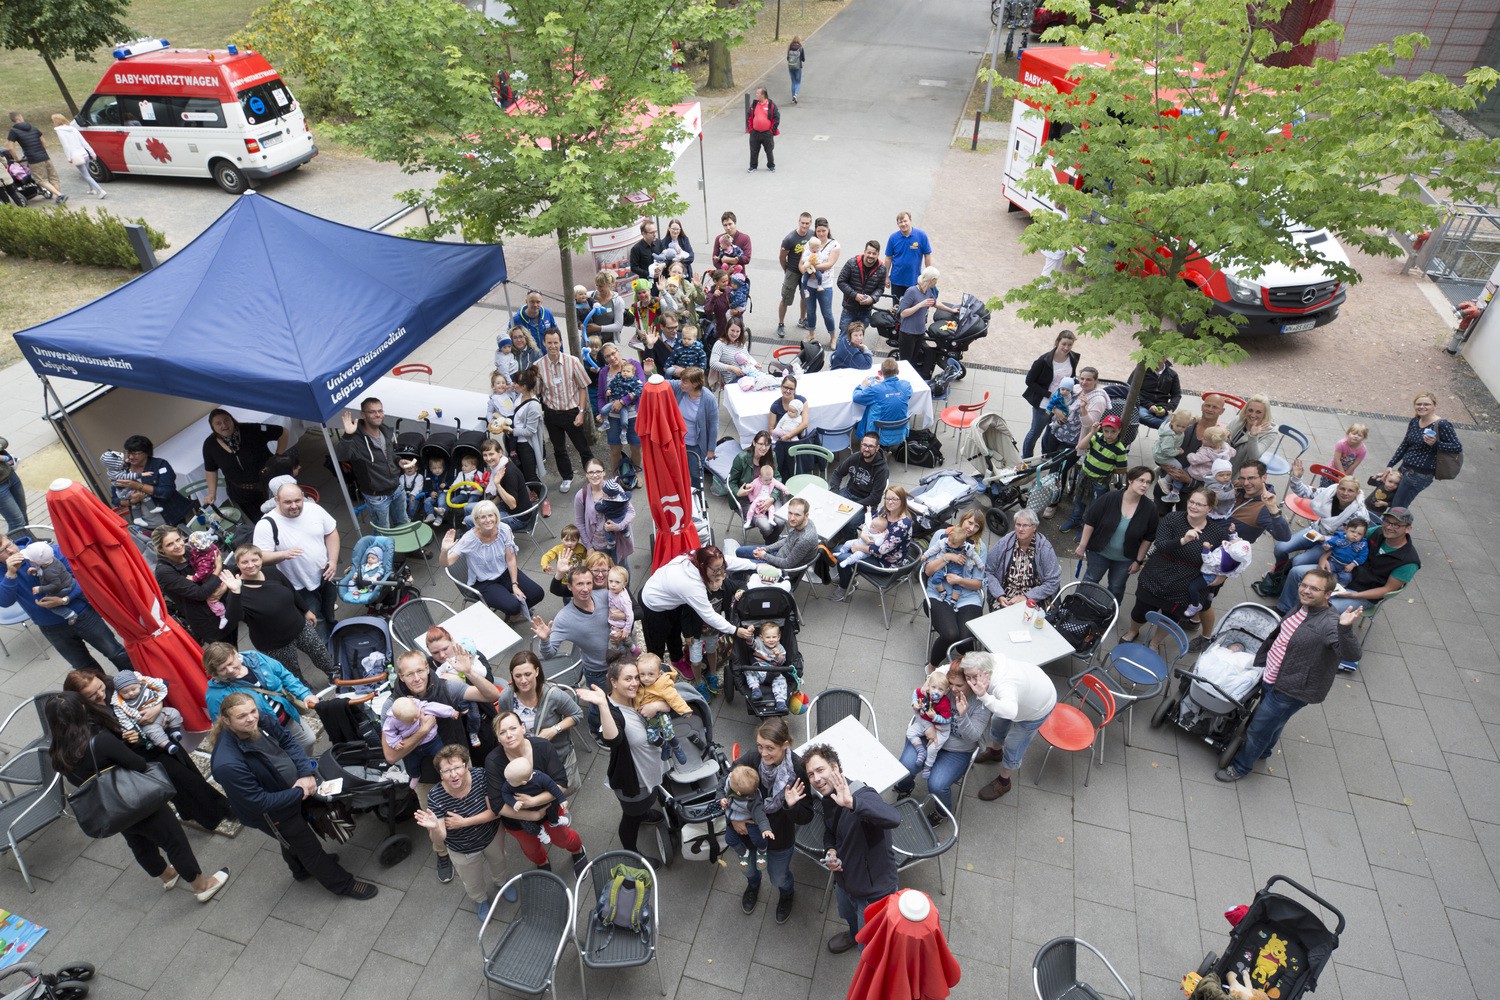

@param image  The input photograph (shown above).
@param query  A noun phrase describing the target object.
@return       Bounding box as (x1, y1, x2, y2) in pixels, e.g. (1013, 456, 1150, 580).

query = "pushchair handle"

(1263, 874, 1346, 937)
(1169, 666, 1248, 708)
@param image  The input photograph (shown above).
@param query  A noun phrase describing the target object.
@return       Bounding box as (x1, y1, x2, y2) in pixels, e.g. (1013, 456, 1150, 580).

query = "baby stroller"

(656, 682, 731, 866)
(957, 411, 1069, 535)
(2, 151, 46, 203)
(725, 585, 803, 718)
(906, 468, 985, 538)
(329, 615, 395, 698)
(338, 535, 418, 616)
(1150, 603, 1281, 768)
(1195, 875, 1344, 1000)
(314, 738, 417, 868)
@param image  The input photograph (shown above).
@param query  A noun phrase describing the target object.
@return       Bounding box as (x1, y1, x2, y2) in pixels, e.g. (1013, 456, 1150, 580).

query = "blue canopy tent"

(14, 192, 507, 519)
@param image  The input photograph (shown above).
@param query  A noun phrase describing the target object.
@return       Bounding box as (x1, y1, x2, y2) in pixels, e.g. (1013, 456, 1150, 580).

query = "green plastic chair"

(785, 443, 835, 494)
(373, 519, 435, 566)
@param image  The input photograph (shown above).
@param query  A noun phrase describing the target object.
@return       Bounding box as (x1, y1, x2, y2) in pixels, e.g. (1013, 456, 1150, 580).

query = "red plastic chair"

(771, 345, 803, 363)
(1036, 674, 1116, 787)
(391, 363, 433, 382)
(938, 393, 989, 440)
(1204, 391, 1244, 414)
(1308, 463, 1344, 483)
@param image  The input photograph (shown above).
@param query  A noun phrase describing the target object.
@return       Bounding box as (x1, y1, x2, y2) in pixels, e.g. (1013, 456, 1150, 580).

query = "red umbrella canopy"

(636, 376, 701, 570)
(46, 480, 210, 729)
(848, 890, 962, 1000)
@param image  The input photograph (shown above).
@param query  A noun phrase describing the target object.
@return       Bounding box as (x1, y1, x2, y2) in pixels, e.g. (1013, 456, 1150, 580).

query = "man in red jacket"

(746, 87, 780, 172)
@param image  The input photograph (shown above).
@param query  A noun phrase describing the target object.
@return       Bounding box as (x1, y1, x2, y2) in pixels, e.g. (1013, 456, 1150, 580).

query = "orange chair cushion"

(1039, 705, 1097, 751)
(939, 406, 982, 429)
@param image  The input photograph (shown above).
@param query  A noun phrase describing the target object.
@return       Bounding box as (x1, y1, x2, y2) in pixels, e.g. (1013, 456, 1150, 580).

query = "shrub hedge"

(0, 205, 169, 270)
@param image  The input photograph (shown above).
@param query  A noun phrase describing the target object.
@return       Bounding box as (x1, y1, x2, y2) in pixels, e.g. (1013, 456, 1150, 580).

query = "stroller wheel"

(985, 506, 1011, 537)
(1197, 952, 1218, 976)
(1218, 722, 1250, 770)
(52, 982, 89, 1000)
(953, 360, 967, 381)
(377, 834, 413, 867)
(54, 965, 94, 983)
(1151, 695, 1174, 729)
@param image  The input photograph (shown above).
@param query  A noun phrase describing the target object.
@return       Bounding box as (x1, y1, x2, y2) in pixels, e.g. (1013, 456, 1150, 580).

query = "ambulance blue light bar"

(112, 38, 171, 59)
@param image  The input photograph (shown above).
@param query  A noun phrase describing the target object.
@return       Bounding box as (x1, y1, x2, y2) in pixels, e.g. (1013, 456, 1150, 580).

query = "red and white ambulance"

(1001, 46, 1349, 336)
(74, 38, 316, 194)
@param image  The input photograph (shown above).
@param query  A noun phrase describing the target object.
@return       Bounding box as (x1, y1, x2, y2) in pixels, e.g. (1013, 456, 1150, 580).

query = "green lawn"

(0, 0, 264, 124)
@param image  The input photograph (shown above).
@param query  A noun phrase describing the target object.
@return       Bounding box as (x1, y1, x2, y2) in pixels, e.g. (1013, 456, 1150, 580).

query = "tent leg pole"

(501, 279, 513, 319)
(320, 425, 361, 534)
(39, 375, 108, 502)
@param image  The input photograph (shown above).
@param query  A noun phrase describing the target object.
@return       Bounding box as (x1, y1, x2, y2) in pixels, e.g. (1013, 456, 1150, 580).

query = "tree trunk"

(40, 52, 78, 115)
(558, 231, 581, 356)
(707, 39, 734, 89)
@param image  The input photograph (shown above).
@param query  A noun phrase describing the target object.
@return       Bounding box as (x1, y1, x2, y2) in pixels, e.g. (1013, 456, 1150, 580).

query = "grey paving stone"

(1395, 951, 1477, 1000)
(1188, 850, 1252, 937)
(1360, 651, 1424, 709)
(1299, 803, 1375, 890)
(1320, 678, 1383, 739)
(945, 955, 1007, 1000)
(1073, 822, 1134, 906)
(1183, 779, 1249, 861)
(299, 884, 402, 979)
(1284, 741, 1353, 814)
(683, 886, 764, 993)
(1012, 859, 1073, 945)
(946, 868, 1016, 961)
(1333, 730, 1404, 804)
(1449, 910, 1500, 992)
(1068, 753, 1132, 833)
(138, 929, 242, 1000)
(1393, 761, 1476, 841)
(1332, 964, 1412, 1000)
(197, 849, 308, 945)
(1236, 774, 1305, 848)
(1312, 878, 1402, 978)
(1415, 578, 1478, 624)
(102, 884, 216, 990)
(1134, 886, 1202, 980)
(749, 869, 832, 979)
(1130, 812, 1192, 898)
(342, 950, 423, 1000)
(1446, 753, 1500, 825)
(1372, 701, 1446, 769)
(1378, 599, 1446, 651)
(1418, 829, 1500, 919)
(1441, 621, 1499, 675)
(207, 917, 311, 1000)
(1373, 866, 1463, 964)
(1350, 794, 1429, 877)
(1122, 746, 1185, 821)
(1013, 785, 1075, 869)
(1073, 899, 1140, 993)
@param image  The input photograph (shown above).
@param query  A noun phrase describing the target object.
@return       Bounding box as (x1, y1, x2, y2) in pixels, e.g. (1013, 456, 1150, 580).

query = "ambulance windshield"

(238, 79, 297, 126)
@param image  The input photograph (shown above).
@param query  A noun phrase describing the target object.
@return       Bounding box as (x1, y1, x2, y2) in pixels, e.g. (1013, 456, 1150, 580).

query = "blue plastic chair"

(1101, 611, 1187, 746)
(873, 416, 913, 469)
(1262, 424, 1310, 477)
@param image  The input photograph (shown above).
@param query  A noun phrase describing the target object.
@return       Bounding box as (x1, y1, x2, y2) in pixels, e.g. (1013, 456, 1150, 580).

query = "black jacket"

(210, 711, 317, 834)
(1253, 603, 1361, 705)
(485, 736, 569, 830)
(1140, 361, 1182, 412)
(837, 257, 887, 311)
(829, 451, 889, 509)
(629, 238, 656, 281)
(335, 423, 400, 494)
(1081, 489, 1159, 557)
(156, 554, 231, 643)
(819, 781, 900, 899)
(745, 98, 781, 134)
(730, 749, 816, 845)
(1022, 350, 1079, 408)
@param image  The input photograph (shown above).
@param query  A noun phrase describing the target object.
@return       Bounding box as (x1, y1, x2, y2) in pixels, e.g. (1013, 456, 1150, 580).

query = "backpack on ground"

(592, 862, 653, 950)
(904, 428, 944, 469)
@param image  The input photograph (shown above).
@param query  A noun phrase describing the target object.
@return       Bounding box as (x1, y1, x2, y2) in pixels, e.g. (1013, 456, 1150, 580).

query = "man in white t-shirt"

(252, 482, 341, 638)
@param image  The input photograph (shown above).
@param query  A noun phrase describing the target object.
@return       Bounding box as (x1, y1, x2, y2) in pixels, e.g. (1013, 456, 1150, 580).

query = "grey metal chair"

(891, 794, 957, 896)
(792, 815, 837, 914)
(481, 869, 573, 999)
(849, 540, 925, 629)
(805, 687, 879, 744)
(0, 747, 68, 892)
(511, 482, 554, 540)
(1032, 936, 1136, 1000)
(388, 597, 458, 652)
(444, 556, 486, 607)
(0, 692, 59, 792)
(573, 850, 665, 997)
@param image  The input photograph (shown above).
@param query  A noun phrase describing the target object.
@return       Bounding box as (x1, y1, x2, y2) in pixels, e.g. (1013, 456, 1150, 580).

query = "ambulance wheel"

(212, 160, 252, 195)
(87, 158, 112, 183)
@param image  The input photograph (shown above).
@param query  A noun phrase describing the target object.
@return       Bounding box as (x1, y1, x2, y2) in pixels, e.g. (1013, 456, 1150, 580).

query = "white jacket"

(977, 654, 1058, 723)
(1286, 477, 1368, 535)
(640, 553, 734, 635)
(52, 123, 96, 166)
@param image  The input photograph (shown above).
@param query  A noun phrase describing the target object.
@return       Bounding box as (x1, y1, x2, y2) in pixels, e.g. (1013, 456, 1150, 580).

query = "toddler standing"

(1323, 423, 1368, 485)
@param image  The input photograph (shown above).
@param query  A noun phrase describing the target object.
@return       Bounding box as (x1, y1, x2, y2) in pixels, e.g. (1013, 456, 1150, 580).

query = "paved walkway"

(2, 0, 1498, 997)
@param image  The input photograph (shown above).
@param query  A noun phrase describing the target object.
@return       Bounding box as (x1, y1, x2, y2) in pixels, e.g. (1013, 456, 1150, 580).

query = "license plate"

(1280, 319, 1316, 334)
(260, 132, 284, 147)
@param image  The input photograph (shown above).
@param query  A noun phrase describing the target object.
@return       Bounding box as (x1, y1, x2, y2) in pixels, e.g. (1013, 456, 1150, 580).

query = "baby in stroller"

(342, 547, 387, 602)
(748, 622, 790, 713)
(21, 542, 78, 623)
(338, 536, 395, 606)
(719, 764, 771, 873)
(635, 654, 691, 764)
(500, 757, 571, 845)
(906, 668, 953, 778)
(383, 697, 458, 785)
(111, 670, 184, 751)
(186, 530, 229, 627)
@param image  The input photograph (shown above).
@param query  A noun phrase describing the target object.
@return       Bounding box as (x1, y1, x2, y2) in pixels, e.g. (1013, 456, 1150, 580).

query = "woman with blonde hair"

(1226, 393, 1278, 469)
(49, 112, 106, 198)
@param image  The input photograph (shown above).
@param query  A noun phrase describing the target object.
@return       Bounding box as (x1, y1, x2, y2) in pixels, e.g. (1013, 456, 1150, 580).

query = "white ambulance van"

(74, 38, 316, 194)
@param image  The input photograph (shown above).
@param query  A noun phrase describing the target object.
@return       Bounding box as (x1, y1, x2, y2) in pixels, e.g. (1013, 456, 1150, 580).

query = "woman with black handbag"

(46, 692, 230, 902)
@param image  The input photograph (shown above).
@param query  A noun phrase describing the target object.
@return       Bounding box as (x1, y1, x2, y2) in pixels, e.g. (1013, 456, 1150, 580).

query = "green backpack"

(592, 863, 653, 949)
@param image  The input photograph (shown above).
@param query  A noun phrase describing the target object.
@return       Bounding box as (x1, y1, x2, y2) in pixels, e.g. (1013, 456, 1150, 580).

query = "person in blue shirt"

(852, 359, 913, 446)
(882, 211, 934, 303)
(828, 321, 874, 371)
(511, 289, 560, 353)
(0, 534, 133, 675)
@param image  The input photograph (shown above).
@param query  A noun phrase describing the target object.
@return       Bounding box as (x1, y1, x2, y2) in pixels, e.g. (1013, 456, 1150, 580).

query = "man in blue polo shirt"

(882, 211, 933, 303)
(511, 289, 560, 353)
(0, 534, 133, 675)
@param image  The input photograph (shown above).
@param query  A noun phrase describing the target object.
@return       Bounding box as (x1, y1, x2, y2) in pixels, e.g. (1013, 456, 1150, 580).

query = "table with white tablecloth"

(721, 360, 933, 448)
(365, 375, 492, 431)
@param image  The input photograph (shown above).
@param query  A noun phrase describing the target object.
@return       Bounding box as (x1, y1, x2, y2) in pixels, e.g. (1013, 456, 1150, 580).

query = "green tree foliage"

(261, 0, 756, 352)
(0, 0, 133, 113)
(985, 0, 1500, 397)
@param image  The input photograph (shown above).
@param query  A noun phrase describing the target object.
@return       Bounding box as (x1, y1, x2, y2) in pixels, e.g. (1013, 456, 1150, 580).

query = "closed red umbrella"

(847, 890, 962, 1000)
(636, 375, 701, 570)
(45, 480, 210, 730)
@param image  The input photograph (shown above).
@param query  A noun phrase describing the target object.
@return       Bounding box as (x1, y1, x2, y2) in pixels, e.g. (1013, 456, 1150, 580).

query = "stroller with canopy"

(906, 468, 986, 539)
(957, 411, 1070, 535)
(725, 585, 804, 718)
(328, 616, 395, 698)
(655, 682, 730, 866)
(337, 535, 417, 615)
(1193, 875, 1344, 1000)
